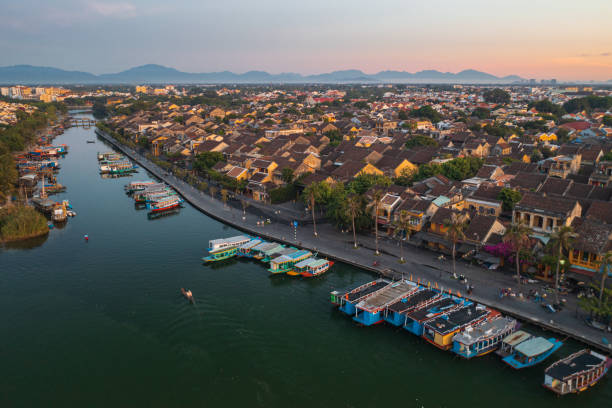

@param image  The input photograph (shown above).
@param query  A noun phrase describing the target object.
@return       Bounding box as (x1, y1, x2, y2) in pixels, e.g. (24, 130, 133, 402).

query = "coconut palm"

(503, 221, 532, 284)
(393, 210, 411, 263)
(444, 213, 467, 278)
(597, 251, 612, 307)
(366, 189, 385, 255)
(550, 225, 575, 305)
(344, 194, 362, 248)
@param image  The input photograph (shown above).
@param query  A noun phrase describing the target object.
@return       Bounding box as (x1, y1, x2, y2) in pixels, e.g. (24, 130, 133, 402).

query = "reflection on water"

(1, 233, 49, 250)
(147, 208, 181, 220)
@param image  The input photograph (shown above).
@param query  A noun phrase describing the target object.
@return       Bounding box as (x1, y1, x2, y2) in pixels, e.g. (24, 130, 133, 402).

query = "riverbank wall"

(95, 127, 612, 354)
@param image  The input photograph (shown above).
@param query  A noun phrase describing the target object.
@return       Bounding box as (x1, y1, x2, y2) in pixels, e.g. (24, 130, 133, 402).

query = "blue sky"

(1, 0, 611, 79)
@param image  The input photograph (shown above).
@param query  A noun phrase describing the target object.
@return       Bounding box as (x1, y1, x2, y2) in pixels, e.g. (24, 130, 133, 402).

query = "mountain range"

(0, 64, 528, 84)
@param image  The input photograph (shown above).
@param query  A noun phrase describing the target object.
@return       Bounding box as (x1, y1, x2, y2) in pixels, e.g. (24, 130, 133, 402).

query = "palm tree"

(503, 221, 532, 284)
(550, 225, 575, 305)
(393, 210, 411, 263)
(444, 213, 467, 278)
(597, 251, 612, 307)
(221, 188, 229, 208)
(209, 185, 217, 199)
(366, 189, 385, 255)
(345, 194, 362, 248)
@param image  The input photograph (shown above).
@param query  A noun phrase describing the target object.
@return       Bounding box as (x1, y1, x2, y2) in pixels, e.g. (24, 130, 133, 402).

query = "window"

(582, 251, 589, 262)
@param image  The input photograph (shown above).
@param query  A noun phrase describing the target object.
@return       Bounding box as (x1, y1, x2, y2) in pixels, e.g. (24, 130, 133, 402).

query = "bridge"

(68, 117, 96, 128)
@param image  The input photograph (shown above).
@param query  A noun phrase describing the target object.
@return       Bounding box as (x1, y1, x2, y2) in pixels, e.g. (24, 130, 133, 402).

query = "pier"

(94, 127, 612, 354)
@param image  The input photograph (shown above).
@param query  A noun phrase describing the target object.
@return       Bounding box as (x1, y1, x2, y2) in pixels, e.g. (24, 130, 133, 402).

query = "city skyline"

(1, 0, 611, 81)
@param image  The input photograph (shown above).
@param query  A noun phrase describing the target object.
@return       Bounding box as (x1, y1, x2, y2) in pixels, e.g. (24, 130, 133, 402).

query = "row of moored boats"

(331, 278, 612, 396)
(98, 152, 138, 175)
(124, 180, 184, 213)
(203, 235, 333, 277)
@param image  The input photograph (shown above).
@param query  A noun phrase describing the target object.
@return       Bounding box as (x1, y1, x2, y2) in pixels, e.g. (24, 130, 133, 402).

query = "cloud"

(601, 52, 611, 57)
(88, 1, 136, 17)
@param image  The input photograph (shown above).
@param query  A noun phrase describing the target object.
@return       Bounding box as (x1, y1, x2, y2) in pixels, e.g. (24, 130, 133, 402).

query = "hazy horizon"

(2, 0, 611, 81)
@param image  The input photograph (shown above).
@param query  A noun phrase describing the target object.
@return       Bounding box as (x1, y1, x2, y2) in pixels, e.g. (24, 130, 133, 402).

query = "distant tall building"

(529, 79, 536, 85)
(551, 79, 557, 84)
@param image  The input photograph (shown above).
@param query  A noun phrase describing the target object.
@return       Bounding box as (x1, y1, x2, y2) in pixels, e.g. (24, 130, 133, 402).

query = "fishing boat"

(236, 239, 263, 258)
(384, 288, 440, 326)
(403, 296, 467, 336)
(86, 140, 95, 143)
(352, 280, 419, 326)
(268, 249, 312, 274)
(422, 304, 494, 350)
(145, 195, 184, 212)
(451, 316, 518, 359)
(208, 236, 252, 252)
(299, 258, 334, 277)
(330, 279, 390, 316)
(502, 336, 564, 369)
(496, 330, 533, 358)
(543, 349, 611, 395)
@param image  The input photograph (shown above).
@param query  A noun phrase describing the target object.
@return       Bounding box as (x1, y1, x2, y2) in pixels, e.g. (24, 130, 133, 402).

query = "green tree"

(344, 194, 363, 248)
(444, 213, 467, 278)
(596, 251, 612, 307)
(393, 210, 411, 263)
(550, 226, 576, 304)
(483, 88, 510, 104)
(366, 189, 385, 255)
(405, 135, 438, 148)
(498, 188, 522, 212)
(193, 151, 224, 172)
(503, 222, 532, 284)
(410, 105, 442, 123)
(281, 167, 294, 184)
(472, 107, 490, 119)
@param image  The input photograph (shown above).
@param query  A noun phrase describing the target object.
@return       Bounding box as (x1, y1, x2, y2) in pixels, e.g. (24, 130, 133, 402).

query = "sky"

(1, 0, 611, 80)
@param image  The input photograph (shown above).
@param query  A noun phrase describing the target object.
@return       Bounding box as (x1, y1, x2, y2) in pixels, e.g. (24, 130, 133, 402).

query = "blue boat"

(503, 336, 564, 369)
(353, 280, 418, 326)
(451, 317, 518, 359)
(330, 279, 390, 316)
(384, 288, 440, 326)
(403, 296, 468, 336)
(237, 239, 262, 258)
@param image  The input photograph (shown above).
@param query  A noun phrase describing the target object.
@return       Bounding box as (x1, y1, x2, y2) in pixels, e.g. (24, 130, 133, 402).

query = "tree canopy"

(483, 88, 510, 104)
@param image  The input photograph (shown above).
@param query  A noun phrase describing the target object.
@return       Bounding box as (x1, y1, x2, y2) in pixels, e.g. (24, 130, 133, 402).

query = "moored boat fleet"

(124, 180, 184, 214)
(98, 151, 138, 176)
(202, 235, 334, 277)
(332, 278, 611, 395)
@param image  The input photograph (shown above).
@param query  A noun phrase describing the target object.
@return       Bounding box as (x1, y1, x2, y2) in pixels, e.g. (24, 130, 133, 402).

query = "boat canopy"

(239, 239, 262, 250)
(515, 337, 554, 358)
(453, 317, 516, 346)
(295, 258, 316, 268)
(545, 350, 607, 381)
(308, 259, 329, 268)
(209, 235, 250, 248)
(502, 330, 532, 347)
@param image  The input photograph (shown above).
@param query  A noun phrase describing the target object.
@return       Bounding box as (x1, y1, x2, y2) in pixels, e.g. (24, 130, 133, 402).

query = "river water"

(1, 114, 610, 408)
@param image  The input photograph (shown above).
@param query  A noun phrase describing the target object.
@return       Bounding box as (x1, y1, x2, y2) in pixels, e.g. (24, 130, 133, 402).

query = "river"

(1, 113, 610, 408)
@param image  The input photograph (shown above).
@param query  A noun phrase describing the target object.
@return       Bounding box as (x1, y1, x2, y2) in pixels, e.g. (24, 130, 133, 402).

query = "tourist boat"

(502, 336, 564, 369)
(299, 258, 334, 277)
(251, 242, 279, 260)
(422, 304, 494, 350)
(543, 349, 611, 395)
(261, 245, 295, 263)
(134, 189, 177, 203)
(202, 246, 239, 262)
(330, 279, 390, 316)
(268, 249, 312, 274)
(237, 239, 263, 257)
(98, 152, 122, 161)
(145, 195, 184, 212)
(403, 296, 467, 336)
(495, 330, 533, 358)
(384, 288, 441, 326)
(451, 316, 518, 359)
(125, 180, 156, 193)
(208, 236, 252, 252)
(353, 280, 419, 326)
(104, 161, 138, 175)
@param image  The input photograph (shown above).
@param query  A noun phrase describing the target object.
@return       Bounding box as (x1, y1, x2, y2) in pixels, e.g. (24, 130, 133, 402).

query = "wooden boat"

(451, 316, 518, 358)
(236, 239, 263, 258)
(383, 288, 441, 327)
(181, 288, 194, 303)
(145, 195, 184, 212)
(208, 236, 252, 253)
(403, 296, 468, 336)
(298, 258, 334, 277)
(495, 330, 533, 358)
(202, 246, 239, 262)
(422, 304, 494, 350)
(353, 280, 419, 326)
(330, 279, 390, 316)
(543, 349, 611, 395)
(124, 180, 156, 193)
(502, 336, 564, 369)
(268, 249, 312, 274)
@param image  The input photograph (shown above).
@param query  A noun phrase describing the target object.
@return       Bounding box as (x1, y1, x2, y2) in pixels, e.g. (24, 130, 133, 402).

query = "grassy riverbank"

(0, 205, 49, 243)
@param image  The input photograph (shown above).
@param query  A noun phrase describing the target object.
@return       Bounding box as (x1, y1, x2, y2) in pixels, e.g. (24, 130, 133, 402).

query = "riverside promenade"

(96, 128, 612, 353)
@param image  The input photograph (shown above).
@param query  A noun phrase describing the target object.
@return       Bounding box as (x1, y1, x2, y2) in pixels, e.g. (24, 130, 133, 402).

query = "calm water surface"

(1, 114, 610, 408)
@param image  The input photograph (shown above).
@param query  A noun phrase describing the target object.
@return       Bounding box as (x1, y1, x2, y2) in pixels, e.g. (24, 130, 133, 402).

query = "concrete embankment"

(95, 128, 612, 353)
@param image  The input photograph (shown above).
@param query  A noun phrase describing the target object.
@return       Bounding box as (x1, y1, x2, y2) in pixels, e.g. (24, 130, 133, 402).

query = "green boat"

(202, 246, 239, 262)
(268, 250, 313, 274)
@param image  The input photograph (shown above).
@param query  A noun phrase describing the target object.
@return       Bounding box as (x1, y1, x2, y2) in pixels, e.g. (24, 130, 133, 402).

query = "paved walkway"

(96, 129, 612, 353)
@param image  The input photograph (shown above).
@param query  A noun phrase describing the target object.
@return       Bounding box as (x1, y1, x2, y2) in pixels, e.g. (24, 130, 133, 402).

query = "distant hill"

(0, 64, 528, 84)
